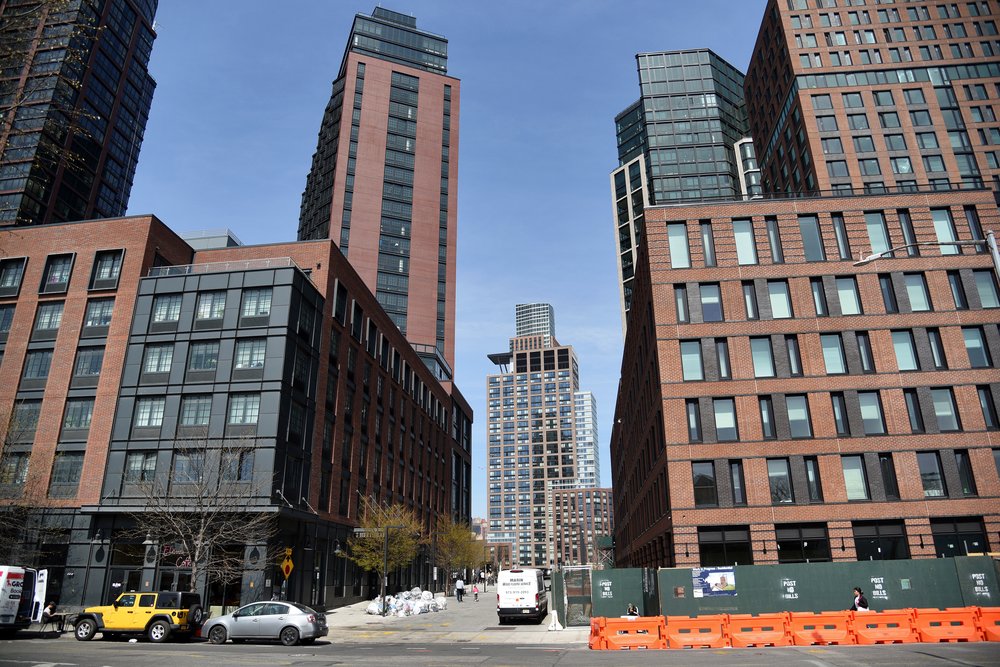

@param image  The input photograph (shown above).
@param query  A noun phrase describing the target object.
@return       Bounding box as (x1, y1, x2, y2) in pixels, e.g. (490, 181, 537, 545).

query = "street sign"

(281, 555, 294, 579)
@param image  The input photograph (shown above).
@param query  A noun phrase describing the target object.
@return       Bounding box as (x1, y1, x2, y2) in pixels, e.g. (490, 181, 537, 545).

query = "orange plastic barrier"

(728, 612, 792, 647)
(976, 607, 1000, 642)
(851, 609, 917, 644)
(788, 611, 854, 646)
(588, 616, 668, 650)
(912, 608, 983, 643)
(664, 614, 729, 649)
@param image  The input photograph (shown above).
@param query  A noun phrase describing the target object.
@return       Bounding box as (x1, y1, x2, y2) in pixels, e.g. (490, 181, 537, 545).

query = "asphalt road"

(1, 636, 1000, 666)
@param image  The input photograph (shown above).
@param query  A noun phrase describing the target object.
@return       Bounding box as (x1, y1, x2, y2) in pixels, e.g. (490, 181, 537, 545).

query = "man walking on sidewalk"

(455, 577, 465, 602)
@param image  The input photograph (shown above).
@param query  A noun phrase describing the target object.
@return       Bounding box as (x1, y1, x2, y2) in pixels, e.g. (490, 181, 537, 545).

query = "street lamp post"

(853, 230, 1000, 282)
(380, 525, 404, 617)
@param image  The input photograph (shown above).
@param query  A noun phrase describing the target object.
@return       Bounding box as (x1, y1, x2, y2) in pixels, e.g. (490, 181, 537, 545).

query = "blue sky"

(127, 0, 768, 517)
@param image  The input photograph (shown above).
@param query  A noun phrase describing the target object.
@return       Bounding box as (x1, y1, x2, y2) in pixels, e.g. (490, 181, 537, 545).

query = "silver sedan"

(201, 601, 328, 646)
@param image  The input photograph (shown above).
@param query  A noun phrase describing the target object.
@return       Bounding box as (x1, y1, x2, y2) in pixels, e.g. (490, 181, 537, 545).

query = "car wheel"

(74, 618, 96, 641)
(147, 620, 170, 643)
(208, 625, 227, 645)
(279, 626, 300, 646)
(188, 604, 204, 628)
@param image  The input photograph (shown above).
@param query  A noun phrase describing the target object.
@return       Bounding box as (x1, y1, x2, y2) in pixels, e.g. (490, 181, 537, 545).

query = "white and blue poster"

(692, 566, 737, 598)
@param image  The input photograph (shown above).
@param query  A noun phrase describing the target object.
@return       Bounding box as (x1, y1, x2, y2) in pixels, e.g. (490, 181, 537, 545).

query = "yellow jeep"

(74, 591, 204, 642)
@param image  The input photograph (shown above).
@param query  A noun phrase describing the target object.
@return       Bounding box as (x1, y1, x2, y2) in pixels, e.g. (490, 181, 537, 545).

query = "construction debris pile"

(365, 588, 449, 616)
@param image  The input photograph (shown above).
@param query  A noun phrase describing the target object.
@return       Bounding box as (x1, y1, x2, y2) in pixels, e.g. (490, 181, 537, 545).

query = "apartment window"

(979, 386, 999, 429)
(48, 452, 83, 497)
(955, 450, 978, 496)
(713, 398, 738, 442)
(686, 399, 702, 442)
(812, 94, 833, 109)
(931, 209, 960, 255)
(836, 277, 862, 315)
(855, 332, 875, 372)
(904, 388, 926, 432)
(84, 298, 114, 327)
(715, 339, 731, 379)
(730, 461, 746, 505)
(854, 135, 876, 153)
(810, 278, 829, 316)
(817, 115, 839, 131)
(0, 257, 26, 296)
(787, 394, 813, 438)
(180, 395, 212, 427)
(700, 283, 723, 322)
(877, 274, 898, 313)
(832, 213, 850, 259)
(879, 111, 901, 128)
(917, 132, 939, 149)
(22, 350, 52, 380)
(697, 526, 752, 567)
(124, 452, 156, 483)
(173, 451, 205, 484)
(903, 273, 932, 311)
(700, 221, 717, 267)
(767, 280, 793, 319)
(90, 249, 124, 288)
(134, 397, 165, 428)
(733, 219, 758, 265)
(760, 397, 776, 439)
(0, 304, 13, 336)
(767, 459, 794, 504)
(864, 212, 892, 256)
(855, 520, 910, 560)
(74, 347, 104, 378)
(241, 287, 272, 317)
(34, 302, 63, 332)
(842, 455, 870, 500)
(0, 453, 29, 486)
(928, 328, 948, 369)
(152, 294, 182, 323)
(40, 254, 73, 293)
(892, 331, 920, 371)
(832, 393, 849, 435)
(692, 462, 718, 507)
(196, 291, 226, 320)
(848, 113, 869, 130)
(742, 282, 759, 319)
(228, 394, 261, 425)
(931, 387, 961, 431)
(827, 160, 849, 178)
(235, 338, 267, 370)
(751, 337, 775, 377)
(948, 271, 969, 309)
(62, 398, 94, 430)
(917, 451, 947, 497)
(885, 134, 907, 151)
(188, 341, 220, 372)
(821, 137, 843, 155)
(859, 391, 886, 434)
(221, 449, 254, 482)
(821, 334, 847, 374)
(785, 336, 803, 376)
(798, 215, 826, 261)
(974, 270, 1000, 307)
(143, 344, 173, 374)
(765, 217, 784, 263)
(859, 157, 881, 175)
(963, 326, 993, 367)
(675, 285, 689, 323)
(804, 457, 823, 501)
(667, 223, 691, 268)
(680, 340, 704, 381)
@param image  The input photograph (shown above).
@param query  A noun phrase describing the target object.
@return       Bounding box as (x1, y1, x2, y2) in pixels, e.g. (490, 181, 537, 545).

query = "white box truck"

(0, 566, 46, 635)
(496, 567, 547, 624)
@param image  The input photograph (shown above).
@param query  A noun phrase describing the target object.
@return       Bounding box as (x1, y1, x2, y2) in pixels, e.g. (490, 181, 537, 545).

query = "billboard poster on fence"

(692, 566, 737, 597)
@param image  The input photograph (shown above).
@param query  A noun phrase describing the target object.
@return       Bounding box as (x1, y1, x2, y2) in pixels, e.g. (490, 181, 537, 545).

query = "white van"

(496, 568, 548, 624)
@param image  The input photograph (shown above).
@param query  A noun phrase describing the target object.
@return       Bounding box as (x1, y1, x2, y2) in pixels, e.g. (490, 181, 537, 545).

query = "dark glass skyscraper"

(299, 8, 460, 372)
(0, 0, 157, 226)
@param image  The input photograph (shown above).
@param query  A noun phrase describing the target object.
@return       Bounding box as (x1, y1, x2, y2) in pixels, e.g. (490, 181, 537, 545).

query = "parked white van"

(496, 568, 548, 624)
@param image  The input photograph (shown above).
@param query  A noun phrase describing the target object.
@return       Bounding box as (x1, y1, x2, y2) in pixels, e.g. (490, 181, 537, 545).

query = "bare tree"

(128, 436, 279, 593)
(0, 0, 102, 223)
(345, 495, 424, 592)
(0, 399, 55, 565)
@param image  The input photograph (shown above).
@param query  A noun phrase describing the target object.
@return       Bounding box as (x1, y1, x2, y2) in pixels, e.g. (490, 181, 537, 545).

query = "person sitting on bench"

(42, 602, 66, 632)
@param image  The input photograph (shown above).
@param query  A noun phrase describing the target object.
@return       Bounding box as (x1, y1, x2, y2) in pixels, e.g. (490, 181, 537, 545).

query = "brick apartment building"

(0, 215, 472, 609)
(610, 0, 1000, 569)
(552, 487, 614, 567)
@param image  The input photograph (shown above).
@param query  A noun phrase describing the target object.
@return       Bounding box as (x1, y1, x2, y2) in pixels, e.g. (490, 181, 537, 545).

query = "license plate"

(521, 609, 529, 614)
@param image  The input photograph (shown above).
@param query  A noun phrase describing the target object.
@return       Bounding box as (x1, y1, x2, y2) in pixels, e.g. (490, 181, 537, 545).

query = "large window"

(799, 215, 826, 261)
(842, 455, 870, 500)
(173, 451, 205, 484)
(836, 277, 863, 314)
(765, 217, 783, 263)
(143, 344, 173, 374)
(713, 398, 738, 441)
(931, 518, 986, 558)
(742, 282, 759, 319)
(931, 209, 960, 254)
(979, 386, 999, 430)
(34, 302, 63, 332)
(134, 397, 166, 428)
(963, 327, 992, 367)
(62, 398, 94, 430)
(879, 274, 898, 313)
(821, 334, 847, 374)
(124, 452, 156, 483)
(152, 294, 182, 323)
(667, 223, 691, 268)
(0, 258, 26, 295)
(221, 449, 254, 482)
(750, 337, 775, 377)
(188, 341, 220, 372)
(48, 452, 83, 497)
(786, 394, 812, 438)
(974, 270, 1000, 308)
(917, 451, 947, 497)
(228, 394, 261, 425)
(954, 450, 977, 496)
(700, 283, 723, 322)
(864, 211, 892, 256)
(767, 280, 793, 318)
(680, 340, 703, 381)
(196, 291, 226, 320)
(85, 298, 114, 327)
(733, 219, 758, 265)
(805, 457, 823, 502)
(692, 462, 718, 507)
(22, 350, 52, 380)
(698, 526, 752, 567)
(90, 249, 124, 288)
(854, 520, 910, 560)
(40, 254, 73, 293)
(928, 328, 948, 369)
(74, 347, 104, 378)
(776, 524, 830, 563)
(904, 389, 925, 432)
(767, 458, 794, 504)
(903, 273, 932, 311)
(948, 271, 968, 309)
(931, 388, 961, 431)
(235, 339, 267, 370)
(892, 331, 919, 371)
(180, 395, 212, 427)
(241, 288, 272, 317)
(858, 391, 886, 434)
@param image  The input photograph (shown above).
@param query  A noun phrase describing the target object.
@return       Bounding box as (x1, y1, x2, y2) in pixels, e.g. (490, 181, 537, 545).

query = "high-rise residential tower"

(0, 0, 158, 226)
(298, 7, 460, 372)
(745, 0, 1000, 198)
(515, 302, 555, 346)
(610, 49, 755, 330)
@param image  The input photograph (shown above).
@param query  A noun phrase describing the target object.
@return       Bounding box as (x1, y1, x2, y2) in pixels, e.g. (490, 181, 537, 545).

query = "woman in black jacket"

(851, 586, 870, 611)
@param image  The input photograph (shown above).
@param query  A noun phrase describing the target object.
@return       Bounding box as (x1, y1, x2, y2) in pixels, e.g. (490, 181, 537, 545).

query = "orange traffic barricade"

(664, 614, 730, 649)
(851, 609, 918, 644)
(912, 608, 983, 643)
(728, 612, 792, 647)
(976, 607, 1000, 642)
(589, 616, 668, 650)
(788, 611, 854, 646)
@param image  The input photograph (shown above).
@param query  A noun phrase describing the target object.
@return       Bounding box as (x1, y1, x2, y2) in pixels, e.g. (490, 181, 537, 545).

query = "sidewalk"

(322, 594, 589, 645)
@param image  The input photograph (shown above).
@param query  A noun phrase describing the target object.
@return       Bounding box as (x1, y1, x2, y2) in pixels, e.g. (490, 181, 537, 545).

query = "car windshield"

(290, 602, 317, 614)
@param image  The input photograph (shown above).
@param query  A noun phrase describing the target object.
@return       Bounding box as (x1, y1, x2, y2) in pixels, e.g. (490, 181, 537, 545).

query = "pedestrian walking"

(455, 577, 465, 602)
(473, 583, 479, 602)
(850, 586, 870, 612)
